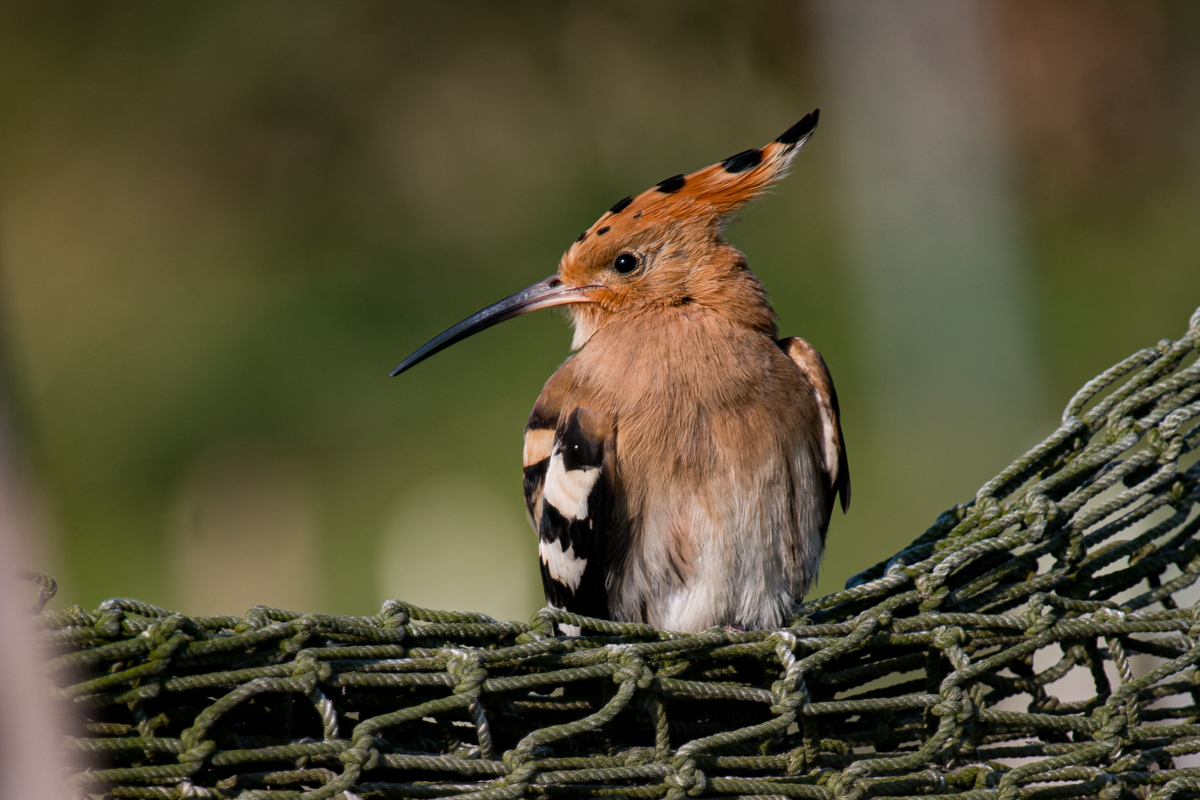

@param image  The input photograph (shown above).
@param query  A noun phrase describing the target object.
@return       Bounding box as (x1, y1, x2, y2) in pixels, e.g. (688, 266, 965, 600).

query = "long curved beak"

(390, 274, 596, 376)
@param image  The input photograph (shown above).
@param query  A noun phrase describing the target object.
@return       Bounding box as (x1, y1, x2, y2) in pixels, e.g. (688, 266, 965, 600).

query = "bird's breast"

(552, 310, 824, 630)
(573, 310, 813, 474)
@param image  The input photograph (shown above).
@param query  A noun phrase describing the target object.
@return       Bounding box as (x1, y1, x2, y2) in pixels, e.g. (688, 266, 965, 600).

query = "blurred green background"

(1, 1, 1198, 621)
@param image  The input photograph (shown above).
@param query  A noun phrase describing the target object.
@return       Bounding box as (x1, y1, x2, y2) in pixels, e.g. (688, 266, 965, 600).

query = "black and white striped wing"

(779, 336, 851, 515)
(523, 405, 614, 630)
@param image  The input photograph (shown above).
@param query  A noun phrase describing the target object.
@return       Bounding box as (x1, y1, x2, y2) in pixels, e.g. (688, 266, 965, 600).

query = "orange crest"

(568, 110, 818, 257)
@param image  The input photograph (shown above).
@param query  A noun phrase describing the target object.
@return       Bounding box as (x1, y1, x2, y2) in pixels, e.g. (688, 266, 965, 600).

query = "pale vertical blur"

(0, 376, 67, 798)
(809, 0, 1042, 588)
(0, 1, 1196, 621)
(0, 530, 67, 800)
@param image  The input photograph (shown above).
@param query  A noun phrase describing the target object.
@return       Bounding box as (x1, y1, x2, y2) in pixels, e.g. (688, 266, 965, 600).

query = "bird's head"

(391, 110, 818, 376)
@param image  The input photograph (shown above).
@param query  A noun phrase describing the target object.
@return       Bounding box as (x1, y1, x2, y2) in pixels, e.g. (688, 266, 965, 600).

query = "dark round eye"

(613, 252, 639, 274)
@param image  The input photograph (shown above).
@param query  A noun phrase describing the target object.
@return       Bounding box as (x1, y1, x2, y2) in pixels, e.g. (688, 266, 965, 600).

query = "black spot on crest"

(655, 174, 686, 193)
(596, 226, 610, 236)
(576, 231, 587, 243)
(721, 148, 763, 173)
(776, 109, 819, 146)
(608, 196, 633, 214)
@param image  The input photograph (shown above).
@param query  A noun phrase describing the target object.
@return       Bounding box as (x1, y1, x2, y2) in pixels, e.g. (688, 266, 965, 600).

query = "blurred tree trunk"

(812, 0, 1042, 533)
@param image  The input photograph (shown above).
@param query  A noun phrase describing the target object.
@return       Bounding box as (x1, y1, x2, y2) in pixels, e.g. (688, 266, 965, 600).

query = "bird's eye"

(613, 252, 639, 274)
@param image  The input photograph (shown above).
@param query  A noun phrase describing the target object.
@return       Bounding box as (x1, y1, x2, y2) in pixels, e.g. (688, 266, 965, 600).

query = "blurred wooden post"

(813, 0, 1042, 513)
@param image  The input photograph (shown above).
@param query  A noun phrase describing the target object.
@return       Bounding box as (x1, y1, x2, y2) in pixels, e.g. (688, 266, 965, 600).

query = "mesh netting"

(37, 306, 1200, 800)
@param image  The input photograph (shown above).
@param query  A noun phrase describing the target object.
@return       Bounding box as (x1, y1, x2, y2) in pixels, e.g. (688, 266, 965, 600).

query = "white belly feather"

(612, 445, 827, 632)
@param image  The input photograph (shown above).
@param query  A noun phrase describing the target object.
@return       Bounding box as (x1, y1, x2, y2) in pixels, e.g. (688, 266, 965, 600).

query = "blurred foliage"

(0, 0, 1197, 620)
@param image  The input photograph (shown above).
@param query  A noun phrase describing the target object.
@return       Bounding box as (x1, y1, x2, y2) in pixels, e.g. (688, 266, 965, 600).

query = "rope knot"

(1092, 705, 1128, 743)
(769, 631, 806, 716)
(517, 609, 556, 643)
(446, 649, 488, 696)
(666, 757, 707, 798)
(932, 626, 963, 650)
(770, 696, 802, 716)
(340, 741, 380, 772)
(933, 686, 964, 719)
(1026, 605, 1058, 637)
(501, 751, 538, 788)
(178, 738, 216, 766)
(142, 615, 188, 653)
(1093, 608, 1126, 624)
(827, 769, 867, 800)
(975, 495, 1002, 520)
(289, 653, 332, 691)
(785, 747, 807, 776)
(379, 599, 410, 626)
(280, 619, 316, 655)
(611, 649, 653, 689)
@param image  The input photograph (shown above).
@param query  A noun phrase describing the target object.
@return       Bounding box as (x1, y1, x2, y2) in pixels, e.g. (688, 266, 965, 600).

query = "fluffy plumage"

(394, 109, 849, 633)
(521, 110, 849, 632)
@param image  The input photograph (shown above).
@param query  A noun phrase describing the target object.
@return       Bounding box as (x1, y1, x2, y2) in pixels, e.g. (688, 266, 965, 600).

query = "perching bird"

(392, 109, 849, 633)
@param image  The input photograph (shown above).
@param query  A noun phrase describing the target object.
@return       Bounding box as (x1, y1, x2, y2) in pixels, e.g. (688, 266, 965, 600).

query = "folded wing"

(779, 337, 851, 515)
(523, 404, 615, 629)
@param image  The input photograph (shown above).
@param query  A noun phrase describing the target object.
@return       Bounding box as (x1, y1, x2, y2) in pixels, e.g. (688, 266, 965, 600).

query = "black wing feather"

(523, 406, 615, 625)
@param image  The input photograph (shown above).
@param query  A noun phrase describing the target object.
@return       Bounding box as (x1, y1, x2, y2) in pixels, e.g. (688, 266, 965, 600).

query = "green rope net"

(37, 306, 1200, 800)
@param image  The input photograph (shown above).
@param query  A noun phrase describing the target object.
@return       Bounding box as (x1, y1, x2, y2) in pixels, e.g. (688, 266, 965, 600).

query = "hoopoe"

(392, 110, 849, 633)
